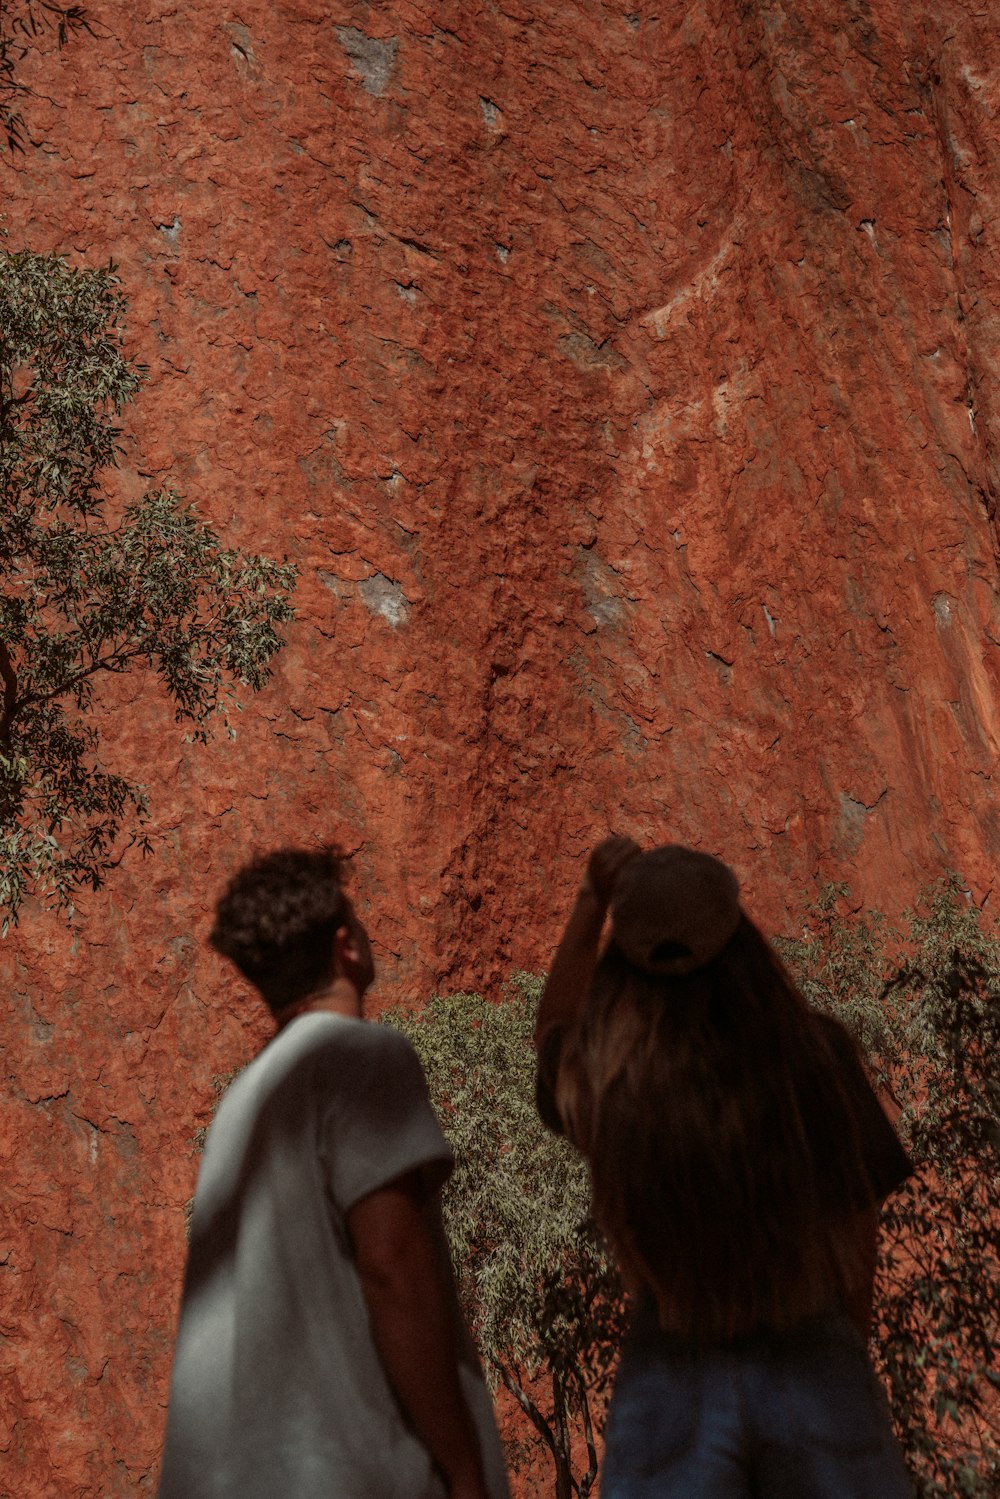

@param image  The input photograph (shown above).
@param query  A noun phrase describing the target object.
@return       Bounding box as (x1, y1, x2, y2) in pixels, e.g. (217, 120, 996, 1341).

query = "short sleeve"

(817, 1013, 914, 1203)
(317, 1022, 453, 1212)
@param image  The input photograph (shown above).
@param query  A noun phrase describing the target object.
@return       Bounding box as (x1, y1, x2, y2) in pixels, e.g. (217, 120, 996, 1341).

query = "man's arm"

(535, 835, 640, 1045)
(348, 1170, 489, 1499)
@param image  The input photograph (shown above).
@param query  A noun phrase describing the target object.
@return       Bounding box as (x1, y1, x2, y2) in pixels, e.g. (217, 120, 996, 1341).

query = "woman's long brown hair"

(554, 915, 880, 1343)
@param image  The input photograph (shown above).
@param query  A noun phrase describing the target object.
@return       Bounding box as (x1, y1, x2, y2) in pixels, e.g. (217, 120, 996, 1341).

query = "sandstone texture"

(3, 1, 1000, 1492)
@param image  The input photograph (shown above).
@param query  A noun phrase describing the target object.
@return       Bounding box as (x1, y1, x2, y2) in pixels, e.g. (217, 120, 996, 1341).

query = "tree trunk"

(551, 1372, 575, 1499)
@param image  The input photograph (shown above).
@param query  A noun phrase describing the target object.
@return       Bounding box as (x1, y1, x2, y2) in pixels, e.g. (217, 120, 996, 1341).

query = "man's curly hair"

(210, 847, 350, 1012)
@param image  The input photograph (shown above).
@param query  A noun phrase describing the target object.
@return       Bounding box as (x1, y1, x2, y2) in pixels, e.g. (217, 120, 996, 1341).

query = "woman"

(535, 836, 914, 1498)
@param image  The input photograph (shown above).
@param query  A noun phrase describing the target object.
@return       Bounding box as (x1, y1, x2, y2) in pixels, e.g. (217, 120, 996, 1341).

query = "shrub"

(384, 978, 625, 1499)
(782, 881, 1000, 1497)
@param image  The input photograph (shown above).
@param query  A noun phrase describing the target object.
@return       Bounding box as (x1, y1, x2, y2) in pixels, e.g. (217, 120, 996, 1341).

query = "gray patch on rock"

(577, 545, 628, 630)
(225, 22, 256, 72)
(336, 27, 397, 96)
(557, 330, 625, 371)
(318, 570, 351, 600)
(933, 593, 953, 626)
(835, 789, 886, 856)
(480, 97, 500, 127)
(705, 650, 733, 686)
(833, 795, 867, 858)
(359, 573, 409, 627)
(839, 793, 868, 834)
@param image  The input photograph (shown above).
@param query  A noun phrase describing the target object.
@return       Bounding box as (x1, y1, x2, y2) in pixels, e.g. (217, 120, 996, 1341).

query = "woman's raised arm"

(535, 835, 640, 1044)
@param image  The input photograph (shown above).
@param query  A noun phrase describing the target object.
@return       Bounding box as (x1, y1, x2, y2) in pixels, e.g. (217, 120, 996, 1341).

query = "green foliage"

(781, 881, 1000, 1498)
(1, 1, 92, 154)
(384, 979, 625, 1499)
(0, 245, 297, 921)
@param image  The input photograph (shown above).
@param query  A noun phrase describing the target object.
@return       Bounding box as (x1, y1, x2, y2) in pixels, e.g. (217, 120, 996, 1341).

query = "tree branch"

(552, 1372, 573, 1499)
(572, 1362, 600, 1499)
(6, 642, 147, 721)
(498, 1364, 558, 1460)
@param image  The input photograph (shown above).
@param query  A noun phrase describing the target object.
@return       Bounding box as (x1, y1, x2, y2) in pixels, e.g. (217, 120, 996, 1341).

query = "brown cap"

(610, 845, 742, 976)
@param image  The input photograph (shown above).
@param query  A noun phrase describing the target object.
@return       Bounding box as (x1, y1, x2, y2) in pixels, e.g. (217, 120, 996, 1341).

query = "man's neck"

(276, 977, 364, 1030)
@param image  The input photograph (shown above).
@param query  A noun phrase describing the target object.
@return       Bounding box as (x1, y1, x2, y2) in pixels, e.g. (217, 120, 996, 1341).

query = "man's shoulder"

(264, 1013, 426, 1094)
(212, 1016, 429, 1147)
(259, 1011, 409, 1059)
(287, 1012, 418, 1061)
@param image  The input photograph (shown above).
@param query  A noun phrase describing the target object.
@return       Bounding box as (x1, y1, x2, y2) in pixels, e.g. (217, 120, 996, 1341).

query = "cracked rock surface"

(3, 1, 1000, 1491)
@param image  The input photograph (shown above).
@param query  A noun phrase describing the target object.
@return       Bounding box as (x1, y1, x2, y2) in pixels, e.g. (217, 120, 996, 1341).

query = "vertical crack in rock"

(335, 27, 398, 96)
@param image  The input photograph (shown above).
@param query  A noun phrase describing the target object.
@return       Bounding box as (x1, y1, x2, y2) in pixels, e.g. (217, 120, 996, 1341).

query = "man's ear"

(331, 908, 375, 994)
(331, 924, 357, 974)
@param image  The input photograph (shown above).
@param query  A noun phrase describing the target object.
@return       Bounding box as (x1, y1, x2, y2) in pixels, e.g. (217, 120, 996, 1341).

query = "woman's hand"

(584, 835, 642, 908)
(535, 835, 641, 1047)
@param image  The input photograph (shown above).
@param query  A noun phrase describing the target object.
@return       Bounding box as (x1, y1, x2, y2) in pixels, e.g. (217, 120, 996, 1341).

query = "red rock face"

(3, 1, 999, 1491)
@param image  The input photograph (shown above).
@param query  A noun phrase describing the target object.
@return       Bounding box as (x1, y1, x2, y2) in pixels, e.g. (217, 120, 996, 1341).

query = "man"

(158, 847, 508, 1499)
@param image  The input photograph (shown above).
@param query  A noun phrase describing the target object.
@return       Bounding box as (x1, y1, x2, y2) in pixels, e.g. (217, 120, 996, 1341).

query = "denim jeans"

(601, 1307, 914, 1499)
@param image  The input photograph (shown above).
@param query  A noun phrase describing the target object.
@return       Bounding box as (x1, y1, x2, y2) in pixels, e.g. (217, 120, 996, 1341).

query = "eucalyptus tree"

(0, 246, 296, 921)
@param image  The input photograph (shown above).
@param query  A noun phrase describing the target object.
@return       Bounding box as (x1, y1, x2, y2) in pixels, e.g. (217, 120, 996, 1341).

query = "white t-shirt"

(158, 1012, 509, 1499)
